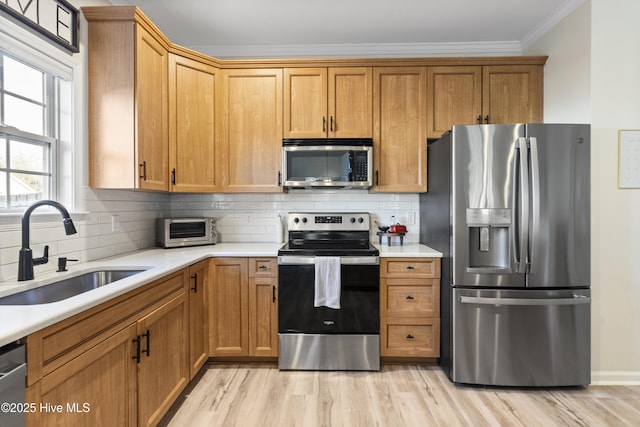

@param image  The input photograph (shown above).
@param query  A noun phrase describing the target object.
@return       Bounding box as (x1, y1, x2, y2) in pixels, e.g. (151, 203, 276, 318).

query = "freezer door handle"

(515, 137, 530, 274)
(459, 295, 591, 306)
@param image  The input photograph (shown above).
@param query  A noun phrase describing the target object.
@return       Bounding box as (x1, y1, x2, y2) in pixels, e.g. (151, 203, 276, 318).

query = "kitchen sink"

(0, 269, 147, 305)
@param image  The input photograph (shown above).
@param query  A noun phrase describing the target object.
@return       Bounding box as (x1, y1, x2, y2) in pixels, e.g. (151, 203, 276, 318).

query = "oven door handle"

(277, 256, 379, 265)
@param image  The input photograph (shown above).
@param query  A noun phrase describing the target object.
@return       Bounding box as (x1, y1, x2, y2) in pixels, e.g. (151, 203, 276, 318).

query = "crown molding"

(521, 0, 586, 50)
(190, 41, 523, 60)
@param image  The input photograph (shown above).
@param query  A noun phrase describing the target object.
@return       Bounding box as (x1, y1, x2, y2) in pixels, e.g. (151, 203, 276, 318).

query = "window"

(0, 51, 60, 210)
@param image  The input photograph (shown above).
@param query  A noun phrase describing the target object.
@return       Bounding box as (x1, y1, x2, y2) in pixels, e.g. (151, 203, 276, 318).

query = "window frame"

(0, 51, 60, 211)
(0, 11, 79, 217)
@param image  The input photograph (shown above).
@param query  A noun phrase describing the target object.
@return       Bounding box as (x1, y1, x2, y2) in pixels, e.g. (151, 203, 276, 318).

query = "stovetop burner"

(278, 212, 379, 257)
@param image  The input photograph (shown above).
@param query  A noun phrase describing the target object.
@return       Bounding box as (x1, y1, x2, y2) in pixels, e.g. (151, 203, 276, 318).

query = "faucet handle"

(57, 256, 78, 272)
(33, 245, 49, 266)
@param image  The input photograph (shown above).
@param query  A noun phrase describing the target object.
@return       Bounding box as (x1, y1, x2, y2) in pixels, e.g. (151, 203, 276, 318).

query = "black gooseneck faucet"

(18, 200, 77, 281)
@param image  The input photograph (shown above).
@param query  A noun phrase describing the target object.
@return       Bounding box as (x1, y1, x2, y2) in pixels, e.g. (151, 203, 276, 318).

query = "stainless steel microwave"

(282, 138, 373, 189)
(156, 218, 217, 248)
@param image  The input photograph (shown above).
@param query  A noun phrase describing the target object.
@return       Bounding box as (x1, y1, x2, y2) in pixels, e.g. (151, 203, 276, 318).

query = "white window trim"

(0, 12, 87, 223)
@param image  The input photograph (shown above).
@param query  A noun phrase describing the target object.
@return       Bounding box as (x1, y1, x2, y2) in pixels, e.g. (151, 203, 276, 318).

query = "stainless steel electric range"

(277, 212, 380, 371)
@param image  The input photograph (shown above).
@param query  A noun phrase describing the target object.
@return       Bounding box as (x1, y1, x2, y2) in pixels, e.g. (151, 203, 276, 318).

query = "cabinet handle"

(141, 330, 150, 357)
(484, 115, 489, 124)
(171, 168, 176, 185)
(277, 171, 282, 186)
(406, 265, 415, 270)
(191, 273, 198, 293)
(375, 170, 379, 186)
(272, 285, 276, 303)
(132, 336, 141, 363)
(406, 334, 415, 340)
(322, 116, 327, 133)
(476, 115, 482, 124)
(139, 161, 147, 181)
(330, 116, 334, 132)
(406, 295, 415, 300)
(259, 265, 267, 271)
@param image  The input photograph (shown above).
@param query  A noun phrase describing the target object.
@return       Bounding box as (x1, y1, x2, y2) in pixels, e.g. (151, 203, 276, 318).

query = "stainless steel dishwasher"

(0, 343, 26, 427)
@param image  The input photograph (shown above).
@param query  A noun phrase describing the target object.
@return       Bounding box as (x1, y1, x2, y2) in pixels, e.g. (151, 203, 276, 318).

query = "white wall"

(527, 0, 640, 384)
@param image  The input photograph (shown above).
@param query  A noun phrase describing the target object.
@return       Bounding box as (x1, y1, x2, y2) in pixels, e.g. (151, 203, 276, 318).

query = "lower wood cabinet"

(209, 257, 278, 357)
(188, 259, 209, 378)
(380, 257, 441, 358)
(26, 270, 189, 427)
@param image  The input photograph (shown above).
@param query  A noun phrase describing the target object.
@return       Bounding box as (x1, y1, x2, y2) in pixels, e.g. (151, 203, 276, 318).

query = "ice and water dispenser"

(466, 208, 511, 272)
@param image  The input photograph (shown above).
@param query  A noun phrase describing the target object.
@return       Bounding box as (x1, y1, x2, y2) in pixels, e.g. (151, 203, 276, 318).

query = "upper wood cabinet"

(482, 65, 543, 125)
(85, 10, 169, 190)
(284, 67, 373, 138)
(169, 54, 220, 192)
(373, 67, 427, 193)
(427, 65, 543, 138)
(219, 69, 283, 192)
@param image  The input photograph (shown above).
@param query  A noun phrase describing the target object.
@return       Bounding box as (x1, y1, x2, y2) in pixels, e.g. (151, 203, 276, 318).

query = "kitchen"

(0, 0, 638, 426)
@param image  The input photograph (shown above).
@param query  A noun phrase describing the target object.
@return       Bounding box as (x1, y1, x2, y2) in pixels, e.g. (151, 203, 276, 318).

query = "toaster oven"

(156, 218, 217, 248)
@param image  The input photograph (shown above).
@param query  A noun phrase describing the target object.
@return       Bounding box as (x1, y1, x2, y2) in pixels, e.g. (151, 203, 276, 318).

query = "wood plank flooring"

(162, 363, 640, 427)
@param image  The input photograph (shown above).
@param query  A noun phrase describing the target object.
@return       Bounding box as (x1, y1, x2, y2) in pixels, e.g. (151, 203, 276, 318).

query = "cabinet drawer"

(249, 258, 277, 277)
(381, 317, 440, 357)
(381, 258, 440, 278)
(382, 278, 439, 317)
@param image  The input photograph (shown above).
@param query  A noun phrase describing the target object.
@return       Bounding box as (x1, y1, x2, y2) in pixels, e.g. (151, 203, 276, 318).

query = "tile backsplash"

(0, 190, 419, 282)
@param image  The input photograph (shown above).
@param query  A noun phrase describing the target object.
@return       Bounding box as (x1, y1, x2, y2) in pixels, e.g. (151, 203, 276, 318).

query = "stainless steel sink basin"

(0, 269, 146, 305)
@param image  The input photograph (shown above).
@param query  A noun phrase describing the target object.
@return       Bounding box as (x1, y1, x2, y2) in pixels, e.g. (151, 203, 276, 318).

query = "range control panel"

(287, 212, 370, 232)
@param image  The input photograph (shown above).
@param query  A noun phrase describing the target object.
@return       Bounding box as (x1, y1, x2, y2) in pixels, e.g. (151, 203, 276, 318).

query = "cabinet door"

(27, 326, 138, 427)
(284, 68, 327, 138)
(209, 258, 249, 356)
(222, 69, 283, 192)
(137, 293, 189, 427)
(328, 67, 373, 138)
(188, 260, 209, 379)
(135, 24, 169, 191)
(427, 66, 482, 138)
(373, 67, 427, 192)
(482, 65, 543, 124)
(248, 258, 278, 356)
(169, 54, 220, 192)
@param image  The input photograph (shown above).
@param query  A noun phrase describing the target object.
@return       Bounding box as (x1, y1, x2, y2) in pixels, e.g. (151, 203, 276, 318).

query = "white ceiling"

(108, 0, 584, 58)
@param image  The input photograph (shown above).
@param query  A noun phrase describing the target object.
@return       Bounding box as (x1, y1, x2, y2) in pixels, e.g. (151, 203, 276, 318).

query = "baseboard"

(591, 371, 640, 385)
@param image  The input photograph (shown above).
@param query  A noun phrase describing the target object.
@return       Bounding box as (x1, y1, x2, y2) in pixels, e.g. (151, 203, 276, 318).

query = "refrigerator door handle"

(459, 295, 591, 306)
(528, 137, 540, 276)
(516, 137, 530, 274)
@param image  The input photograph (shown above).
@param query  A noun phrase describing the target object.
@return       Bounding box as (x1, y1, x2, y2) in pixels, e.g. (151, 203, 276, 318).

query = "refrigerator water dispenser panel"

(466, 208, 511, 273)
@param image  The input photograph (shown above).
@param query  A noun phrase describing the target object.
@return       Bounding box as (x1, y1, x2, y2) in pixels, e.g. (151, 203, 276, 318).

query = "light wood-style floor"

(163, 363, 640, 427)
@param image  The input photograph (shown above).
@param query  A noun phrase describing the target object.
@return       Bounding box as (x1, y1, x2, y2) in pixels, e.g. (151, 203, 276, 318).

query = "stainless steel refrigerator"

(420, 124, 590, 386)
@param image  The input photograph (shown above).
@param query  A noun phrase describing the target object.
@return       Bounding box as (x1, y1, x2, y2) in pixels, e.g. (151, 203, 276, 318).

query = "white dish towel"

(314, 256, 341, 309)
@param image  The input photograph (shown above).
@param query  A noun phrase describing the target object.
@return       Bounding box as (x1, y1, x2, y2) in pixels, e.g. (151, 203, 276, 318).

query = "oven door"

(278, 256, 380, 334)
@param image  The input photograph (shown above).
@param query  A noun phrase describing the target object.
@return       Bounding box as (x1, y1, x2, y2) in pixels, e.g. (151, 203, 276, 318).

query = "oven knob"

(358, 217, 364, 223)
(302, 217, 308, 223)
(294, 217, 300, 224)
(350, 217, 356, 223)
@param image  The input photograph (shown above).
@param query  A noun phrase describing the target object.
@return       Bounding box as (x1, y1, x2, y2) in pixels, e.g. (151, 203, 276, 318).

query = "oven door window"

(278, 263, 380, 334)
(169, 221, 206, 239)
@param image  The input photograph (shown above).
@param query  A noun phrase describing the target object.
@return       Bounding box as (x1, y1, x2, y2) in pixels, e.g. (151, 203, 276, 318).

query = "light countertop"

(0, 242, 441, 347)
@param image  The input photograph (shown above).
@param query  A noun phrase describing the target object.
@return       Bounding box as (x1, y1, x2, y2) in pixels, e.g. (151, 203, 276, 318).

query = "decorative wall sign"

(618, 129, 640, 189)
(0, 0, 79, 53)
